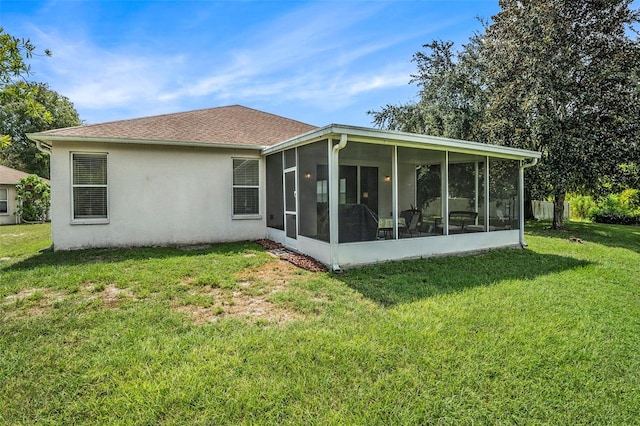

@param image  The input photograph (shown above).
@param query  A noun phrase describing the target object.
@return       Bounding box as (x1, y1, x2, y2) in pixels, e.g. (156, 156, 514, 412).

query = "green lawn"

(1, 222, 639, 424)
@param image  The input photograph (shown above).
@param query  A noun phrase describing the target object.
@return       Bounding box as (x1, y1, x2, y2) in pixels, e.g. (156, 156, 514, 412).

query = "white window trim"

(70, 152, 110, 225)
(232, 157, 261, 220)
(0, 188, 8, 215)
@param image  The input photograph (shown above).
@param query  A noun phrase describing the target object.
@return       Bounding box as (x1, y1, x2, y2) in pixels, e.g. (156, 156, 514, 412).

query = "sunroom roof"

(263, 124, 541, 161)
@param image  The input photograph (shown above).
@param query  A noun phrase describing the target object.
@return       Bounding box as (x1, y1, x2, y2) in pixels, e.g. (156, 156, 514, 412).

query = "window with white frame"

(0, 188, 7, 214)
(72, 153, 108, 220)
(232, 158, 259, 215)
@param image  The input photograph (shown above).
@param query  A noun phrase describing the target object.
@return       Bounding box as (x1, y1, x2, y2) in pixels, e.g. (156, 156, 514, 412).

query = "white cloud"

(29, 28, 186, 119)
(160, 2, 420, 106)
(345, 72, 411, 95)
(19, 1, 467, 124)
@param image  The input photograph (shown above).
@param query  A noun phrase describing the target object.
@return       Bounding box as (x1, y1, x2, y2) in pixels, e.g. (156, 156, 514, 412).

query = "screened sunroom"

(263, 125, 540, 271)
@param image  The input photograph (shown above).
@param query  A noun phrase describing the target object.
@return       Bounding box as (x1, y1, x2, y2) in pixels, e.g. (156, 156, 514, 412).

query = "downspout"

(519, 157, 539, 247)
(33, 138, 52, 155)
(36, 141, 52, 154)
(329, 134, 348, 273)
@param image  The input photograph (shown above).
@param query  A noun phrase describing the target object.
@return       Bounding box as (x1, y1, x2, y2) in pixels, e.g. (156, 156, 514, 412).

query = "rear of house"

(28, 105, 540, 269)
(28, 106, 315, 250)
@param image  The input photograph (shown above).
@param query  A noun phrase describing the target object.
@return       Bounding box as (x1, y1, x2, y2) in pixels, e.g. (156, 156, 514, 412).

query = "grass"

(1, 222, 639, 424)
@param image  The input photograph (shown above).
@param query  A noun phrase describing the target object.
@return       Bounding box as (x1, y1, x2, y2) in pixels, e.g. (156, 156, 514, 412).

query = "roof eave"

(262, 124, 542, 160)
(26, 133, 266, 151)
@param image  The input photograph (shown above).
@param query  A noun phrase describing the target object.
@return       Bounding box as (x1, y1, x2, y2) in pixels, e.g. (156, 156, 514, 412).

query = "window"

(0, 188, 7, 214)
(233, 158, 259, 216)
(72, 153, 108, 220)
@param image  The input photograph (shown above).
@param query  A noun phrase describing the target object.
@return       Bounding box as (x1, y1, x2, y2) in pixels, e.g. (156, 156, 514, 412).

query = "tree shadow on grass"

(336, 248, 591, 307)
(2, 241, 264, 273)
(526, 220, 640, 255)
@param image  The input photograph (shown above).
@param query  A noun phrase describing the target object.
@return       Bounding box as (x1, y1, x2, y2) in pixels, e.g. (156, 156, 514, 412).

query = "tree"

(1, 82, 81, 178)
(369, 39, 486, 142)
(369, 37, 541, 219)
(370, 0, 640, 229)
(481, 0, 640, 229)
(1, 27, 53, 147)
(15, 174, 50, 223)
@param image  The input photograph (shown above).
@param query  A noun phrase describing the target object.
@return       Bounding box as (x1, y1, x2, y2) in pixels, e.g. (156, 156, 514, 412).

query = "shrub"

(15, 174, 50, 222)
(566, 194, 596, 220)
(619, 188, 640, 210)
(589, 190, 640, 225)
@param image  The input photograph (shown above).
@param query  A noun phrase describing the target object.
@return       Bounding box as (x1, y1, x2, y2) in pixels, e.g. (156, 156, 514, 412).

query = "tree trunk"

(552, 192, 566, 229)
(524, 187, 535, 220)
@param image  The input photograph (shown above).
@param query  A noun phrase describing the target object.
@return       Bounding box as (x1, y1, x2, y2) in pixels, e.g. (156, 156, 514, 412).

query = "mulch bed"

(255, 239, 328, 272)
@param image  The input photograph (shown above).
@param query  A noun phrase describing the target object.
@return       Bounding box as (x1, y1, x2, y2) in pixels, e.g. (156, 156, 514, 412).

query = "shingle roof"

(0, 165, 35, 184)
(32, 105, 317, 147)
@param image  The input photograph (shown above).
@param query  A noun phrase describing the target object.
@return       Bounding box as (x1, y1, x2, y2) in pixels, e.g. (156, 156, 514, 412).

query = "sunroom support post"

(329, 134, 348, 272)
(519, 157, 539, 247)
(484, 157, 490, 231)
(443, 151, 449, 235)
(392, 145, 398, 239)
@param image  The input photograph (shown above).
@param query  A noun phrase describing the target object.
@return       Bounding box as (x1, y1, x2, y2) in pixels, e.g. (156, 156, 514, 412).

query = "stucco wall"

(0, 184, 19, 225)
(50, 141, 266, 250)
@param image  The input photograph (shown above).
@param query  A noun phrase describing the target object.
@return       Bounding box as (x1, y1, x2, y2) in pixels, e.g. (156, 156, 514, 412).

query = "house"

(28, 105, 540, 270)
(0, 164, 42, 225)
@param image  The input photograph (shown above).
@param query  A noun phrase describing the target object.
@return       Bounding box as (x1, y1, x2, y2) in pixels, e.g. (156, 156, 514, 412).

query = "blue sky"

(1, 1, 502, 127)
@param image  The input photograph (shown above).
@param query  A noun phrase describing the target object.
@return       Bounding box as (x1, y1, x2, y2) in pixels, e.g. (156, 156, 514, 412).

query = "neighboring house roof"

(28, 105, 317, 149)
(0, 165, 36, 185)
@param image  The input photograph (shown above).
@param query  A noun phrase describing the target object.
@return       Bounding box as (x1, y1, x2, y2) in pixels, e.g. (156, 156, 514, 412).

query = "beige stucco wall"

(0, 184, 19, 225)
(50, 141, 267, 250)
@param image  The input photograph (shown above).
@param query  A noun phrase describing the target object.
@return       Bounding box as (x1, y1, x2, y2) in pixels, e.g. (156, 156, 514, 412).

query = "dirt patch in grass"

(237, 258, 302, 287)
(3, 255, 325, 325)
(174, 259, 315, 325)
(1, 284, 139, 319)
(79, 282, 138, 308)
(1, 288, 66, 319)
(99, 285, 137, 307)
(174, 290, 304, 325)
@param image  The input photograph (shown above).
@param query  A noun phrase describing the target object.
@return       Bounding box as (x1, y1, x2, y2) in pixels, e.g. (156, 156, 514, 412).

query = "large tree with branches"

(1, 27, 54, 147)
(1, 28, 80, 177)
(482, 0, 640, 228)
(370, 0, 640, 229)
(1, 82, 81, 177)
